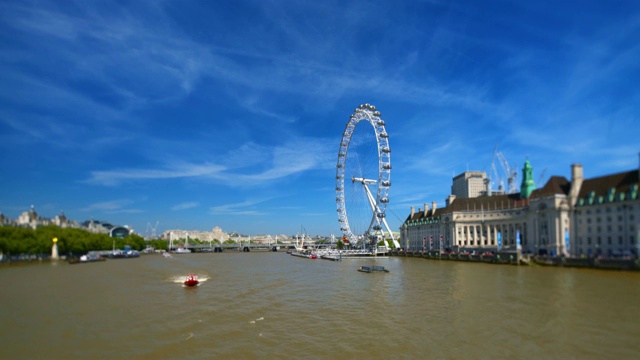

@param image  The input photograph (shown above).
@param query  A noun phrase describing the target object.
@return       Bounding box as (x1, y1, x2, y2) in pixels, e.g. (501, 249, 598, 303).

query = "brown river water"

(1, 252, 639, 359)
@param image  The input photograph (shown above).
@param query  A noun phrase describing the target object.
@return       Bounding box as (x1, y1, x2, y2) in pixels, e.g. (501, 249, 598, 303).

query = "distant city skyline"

(1, 1, 639, 236)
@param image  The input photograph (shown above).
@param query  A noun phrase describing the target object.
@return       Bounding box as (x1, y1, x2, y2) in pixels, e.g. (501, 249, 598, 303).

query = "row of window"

(577, 236, 636, 245)
(580, 225, 636, 233)
(582, 205, 636, 214)
(579, 214, 636, 223)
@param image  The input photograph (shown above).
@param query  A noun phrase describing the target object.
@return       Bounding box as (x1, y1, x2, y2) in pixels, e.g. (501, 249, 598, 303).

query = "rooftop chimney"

(424, 203, 428, 217)
(432, 201, 437, 214)
(410, 206, 415, 218)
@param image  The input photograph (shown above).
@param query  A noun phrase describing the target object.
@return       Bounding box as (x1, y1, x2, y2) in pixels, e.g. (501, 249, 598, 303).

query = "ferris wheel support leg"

(356, 180, 378, 213)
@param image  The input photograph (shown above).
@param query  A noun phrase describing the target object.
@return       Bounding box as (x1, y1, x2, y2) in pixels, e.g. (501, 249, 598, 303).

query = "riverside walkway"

(391, 249, 640, 271)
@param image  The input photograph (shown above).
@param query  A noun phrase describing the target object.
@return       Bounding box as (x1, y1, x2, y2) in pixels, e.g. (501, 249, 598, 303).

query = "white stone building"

(402, 160, 640, 257)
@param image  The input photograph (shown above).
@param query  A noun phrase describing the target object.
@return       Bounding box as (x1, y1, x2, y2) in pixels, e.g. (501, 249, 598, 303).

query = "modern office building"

(451, 171, 487, 199)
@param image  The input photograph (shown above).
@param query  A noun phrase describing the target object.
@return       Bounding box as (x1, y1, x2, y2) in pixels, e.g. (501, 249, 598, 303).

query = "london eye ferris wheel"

(335, 104, 399, 249)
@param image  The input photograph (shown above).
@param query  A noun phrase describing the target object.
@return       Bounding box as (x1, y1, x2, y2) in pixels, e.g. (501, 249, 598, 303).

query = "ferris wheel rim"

(335, 103, 391, 244)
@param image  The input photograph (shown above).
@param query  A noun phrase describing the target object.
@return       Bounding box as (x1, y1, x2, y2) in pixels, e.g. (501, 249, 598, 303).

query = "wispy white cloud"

(80, 200, 133, 212)
(209, 198, 271, 216)
(171, 202, 199, 211)
(87, 163, 226, 186)
(79, 199, 142, 214)
(222, 137, 337, 185)
(86, 136, 336, 188)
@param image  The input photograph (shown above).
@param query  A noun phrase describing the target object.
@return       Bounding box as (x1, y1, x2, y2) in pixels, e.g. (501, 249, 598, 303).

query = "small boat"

(372, 265, 390, 272)
(124, 249, 140, 258)
(174, 247, 191, 254)
(358, 265, 389, 273)
(109, 249, 125, 259)
(68, 253, 106, 264)
(183, 273, 199, 287)
(109, 245, 139, 259)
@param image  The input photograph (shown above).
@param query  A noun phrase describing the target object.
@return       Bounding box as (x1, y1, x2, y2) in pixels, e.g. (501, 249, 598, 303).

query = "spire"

(520, 160, 535, 199)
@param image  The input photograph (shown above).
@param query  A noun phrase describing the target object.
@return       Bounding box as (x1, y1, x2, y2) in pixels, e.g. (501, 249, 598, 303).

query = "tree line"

(0, 225, 146, 256)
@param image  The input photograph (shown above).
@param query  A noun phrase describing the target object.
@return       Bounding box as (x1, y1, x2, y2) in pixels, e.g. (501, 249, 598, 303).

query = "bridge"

(170, 243, 291, 252)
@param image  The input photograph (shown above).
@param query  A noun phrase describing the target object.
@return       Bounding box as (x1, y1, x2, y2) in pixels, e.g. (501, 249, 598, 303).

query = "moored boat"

(69, 253, 106, 264)
(357, 266, 372, 273)
(372, 265, 389, 272)
(124, 249, 140, 258)
(174, 246, 191, 254)
(108, 249, 125, 259)
(109, 245, 140, 259)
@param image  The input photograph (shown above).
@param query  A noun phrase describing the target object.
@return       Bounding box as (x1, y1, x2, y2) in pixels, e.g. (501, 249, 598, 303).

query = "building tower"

(520, 160, 535, 199)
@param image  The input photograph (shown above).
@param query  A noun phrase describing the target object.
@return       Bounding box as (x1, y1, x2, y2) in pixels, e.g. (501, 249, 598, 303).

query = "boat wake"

(169, 275, 210, 283)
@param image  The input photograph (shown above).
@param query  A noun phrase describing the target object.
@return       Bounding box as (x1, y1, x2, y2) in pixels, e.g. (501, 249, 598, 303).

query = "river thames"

(1, 252, 639, 359)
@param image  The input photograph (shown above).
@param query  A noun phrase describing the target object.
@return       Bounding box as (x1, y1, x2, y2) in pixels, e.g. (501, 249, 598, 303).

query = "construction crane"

(146, 220, 160, 239)
(537, 168, 547, 188)
(491, 145, 519, 194)
(490, 159, 504, 192)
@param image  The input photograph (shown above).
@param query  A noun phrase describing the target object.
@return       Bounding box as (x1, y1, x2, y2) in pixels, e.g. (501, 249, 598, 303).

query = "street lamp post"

(51, 237, 59, 260)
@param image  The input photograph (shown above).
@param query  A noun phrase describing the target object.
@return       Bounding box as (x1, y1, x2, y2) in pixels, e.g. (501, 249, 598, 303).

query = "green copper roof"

(520, 160, 535, 199)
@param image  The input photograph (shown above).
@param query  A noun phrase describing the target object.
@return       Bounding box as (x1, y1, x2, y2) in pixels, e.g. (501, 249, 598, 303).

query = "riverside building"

(401, 159, 640, 257)
(1, 205, 134, 237)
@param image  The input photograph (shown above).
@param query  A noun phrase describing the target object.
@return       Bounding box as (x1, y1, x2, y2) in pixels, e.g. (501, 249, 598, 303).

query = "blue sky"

(1, 0, 638, 237)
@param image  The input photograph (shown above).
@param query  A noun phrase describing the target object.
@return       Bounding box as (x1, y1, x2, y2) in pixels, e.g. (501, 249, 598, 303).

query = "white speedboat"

(174, 247, 191, 254)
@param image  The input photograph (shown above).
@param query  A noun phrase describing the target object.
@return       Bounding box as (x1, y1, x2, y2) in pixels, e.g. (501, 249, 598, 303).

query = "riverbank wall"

(388, 250, 640, 271)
